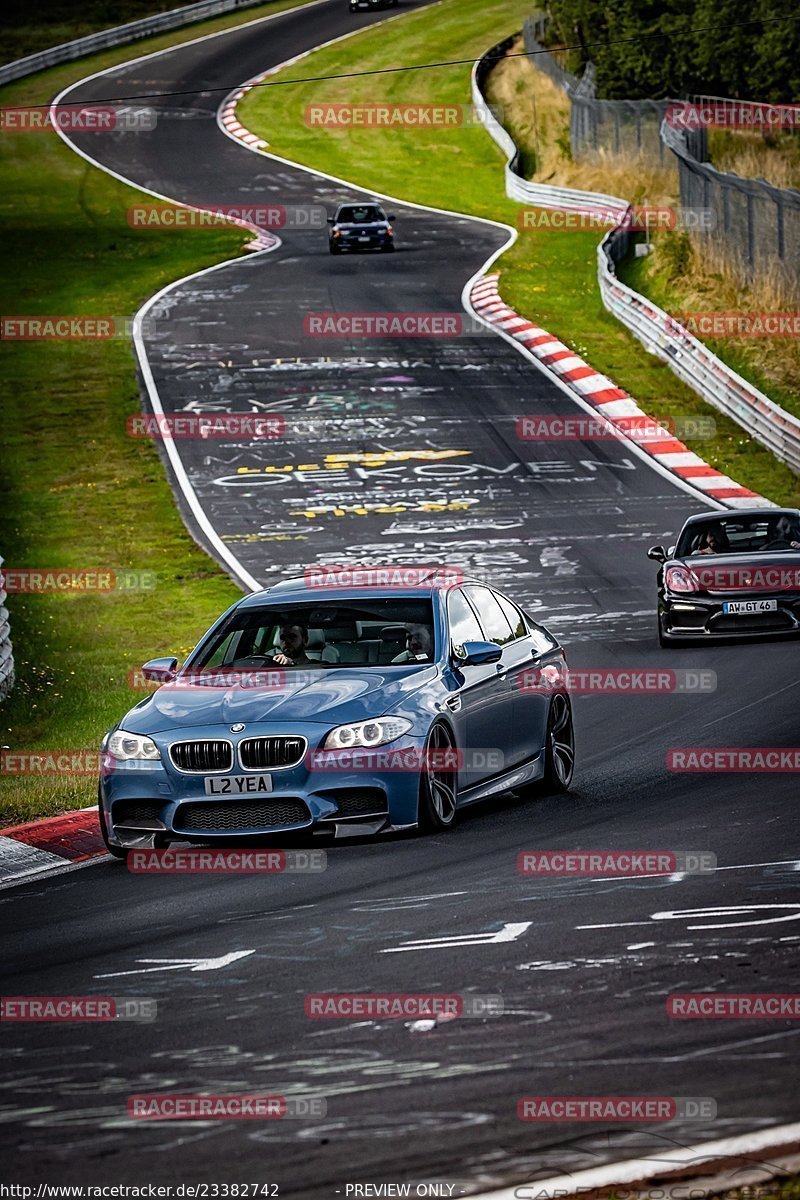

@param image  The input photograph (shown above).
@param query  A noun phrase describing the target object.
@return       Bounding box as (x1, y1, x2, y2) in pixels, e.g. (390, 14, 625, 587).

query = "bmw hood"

(119, 666, 437, 735)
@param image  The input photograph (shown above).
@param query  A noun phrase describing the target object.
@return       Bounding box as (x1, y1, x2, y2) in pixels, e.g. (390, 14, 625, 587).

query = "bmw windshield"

(185, 599, 436, 672)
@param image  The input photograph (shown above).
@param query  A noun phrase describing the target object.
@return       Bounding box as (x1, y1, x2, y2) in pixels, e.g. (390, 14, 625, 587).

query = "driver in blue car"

(392, 623, 434, 663)
(273, 623, 311, 667)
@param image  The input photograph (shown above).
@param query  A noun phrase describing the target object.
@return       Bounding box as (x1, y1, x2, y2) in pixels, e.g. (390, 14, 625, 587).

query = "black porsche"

(648, 508, 800, 645)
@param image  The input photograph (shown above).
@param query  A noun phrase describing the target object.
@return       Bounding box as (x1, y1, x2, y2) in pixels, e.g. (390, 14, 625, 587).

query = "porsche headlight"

(106, 729, 161, 762)
(323, 716, 412, 751)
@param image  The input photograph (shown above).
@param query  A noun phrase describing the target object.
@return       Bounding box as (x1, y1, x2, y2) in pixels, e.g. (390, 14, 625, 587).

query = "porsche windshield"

(188, 599, 436, 671)
(679, 513, 800, 557)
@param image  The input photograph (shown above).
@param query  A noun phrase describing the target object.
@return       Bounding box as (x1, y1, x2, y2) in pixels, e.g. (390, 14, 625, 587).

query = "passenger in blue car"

(392, 623, 433, 664)
(272, 623, 310, 667)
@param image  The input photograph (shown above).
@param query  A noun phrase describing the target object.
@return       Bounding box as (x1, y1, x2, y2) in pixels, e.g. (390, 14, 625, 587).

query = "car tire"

(98, 789, 129, 860)
(541, 693, 575, 793)
(382, 242, 395, 252)
(329, 244, 339, 255)
(417, 722, 458, 831)
(657, 613, 674, 647)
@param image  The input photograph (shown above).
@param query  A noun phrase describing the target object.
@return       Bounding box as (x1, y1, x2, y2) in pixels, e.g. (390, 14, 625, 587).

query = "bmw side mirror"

(455, 640, 502, 666)
(388, 214, 396, 221)
(327, 217, 335, 224)
(142, 656, 178, 682)
(647, 545, 667, 563)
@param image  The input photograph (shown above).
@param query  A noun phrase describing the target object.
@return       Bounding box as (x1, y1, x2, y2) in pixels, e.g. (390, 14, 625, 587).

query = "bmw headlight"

(323, 716, 412, 750)
(106, 729, 161, 762)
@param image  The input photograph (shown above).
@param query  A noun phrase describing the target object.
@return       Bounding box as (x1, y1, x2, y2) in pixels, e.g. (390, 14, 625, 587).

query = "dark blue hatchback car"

(98, 576, 574, 856)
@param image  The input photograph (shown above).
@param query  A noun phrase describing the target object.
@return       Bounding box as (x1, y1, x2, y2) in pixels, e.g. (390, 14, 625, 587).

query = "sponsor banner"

(127, 203, 326, 229)
(0, 105, 156, 132)
(305, 993, 503, 1018)
(667, 748, 800, 772)
(666, 101, 800, 130)
(517, 850, 716, 876)
(667, 993, 800, 1018)
(518, 1097, 716, 1121)
(689, 565, 800, 591)
(518, 206, 715, 231)
(304, 103, 504, 128)
(126, 414, 284, 439)
(1, 750, 113, 776)
(518, 667, 717, 694)
(0, 569, 156, 592)
(665, 313, 800, 338)
(128, 849, 326, 874)
(1, 996, 156, 1022)
(304, 565, 463, 588)
(307, 748, 503, 773)
(516, 414, 716, 442)
(128, 1095, 326, 1120)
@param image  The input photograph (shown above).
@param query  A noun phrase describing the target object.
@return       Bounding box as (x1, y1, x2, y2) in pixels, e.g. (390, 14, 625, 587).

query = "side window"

(463, 586, 515, 646)
(447, 589, 484, 653)
(203, 629, 240, 668)
(494, 591, 526, 640)
(528, 621, 557, 656)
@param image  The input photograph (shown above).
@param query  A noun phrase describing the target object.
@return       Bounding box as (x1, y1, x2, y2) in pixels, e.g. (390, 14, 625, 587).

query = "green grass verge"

(0, 0, 310, 826)
(239, 0, 800, 510)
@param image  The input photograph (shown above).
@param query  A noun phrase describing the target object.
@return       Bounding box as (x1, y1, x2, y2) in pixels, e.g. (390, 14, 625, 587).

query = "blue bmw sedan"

(98, 576, 574, 856)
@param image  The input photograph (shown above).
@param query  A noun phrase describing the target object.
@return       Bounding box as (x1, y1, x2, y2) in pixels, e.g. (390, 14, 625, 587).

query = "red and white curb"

(0, 807, 105, 883)
(469, 1121, 800, 1200)
(471, 273, 769, 510)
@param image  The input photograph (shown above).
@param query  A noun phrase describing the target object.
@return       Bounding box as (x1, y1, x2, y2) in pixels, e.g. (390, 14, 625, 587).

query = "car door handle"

(495, 663, 508, 678)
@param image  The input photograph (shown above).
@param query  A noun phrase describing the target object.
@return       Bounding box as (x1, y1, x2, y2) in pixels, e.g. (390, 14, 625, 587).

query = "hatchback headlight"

(106, 729, 161, 762)
(323, 716, 412, 750)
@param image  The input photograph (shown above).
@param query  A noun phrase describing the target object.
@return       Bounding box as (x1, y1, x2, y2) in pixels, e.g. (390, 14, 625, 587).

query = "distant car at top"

(350, 0, 398, 11)
(328, 202, 395, 254)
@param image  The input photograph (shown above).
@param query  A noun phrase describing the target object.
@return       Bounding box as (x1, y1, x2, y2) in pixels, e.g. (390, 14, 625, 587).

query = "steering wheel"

(764, 538, 791, 550)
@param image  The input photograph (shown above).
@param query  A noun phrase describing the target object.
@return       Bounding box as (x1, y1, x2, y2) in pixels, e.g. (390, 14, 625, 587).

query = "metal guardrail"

(471, 40, 628, 217)
(473, 38, 800, 479)
(0, 557, 15, 702)
(598, 226, 800, 476)
(0, 0, 270, 86)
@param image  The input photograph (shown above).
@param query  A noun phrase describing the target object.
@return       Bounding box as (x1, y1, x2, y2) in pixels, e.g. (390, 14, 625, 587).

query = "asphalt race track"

(2, 0, 799, 1192)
